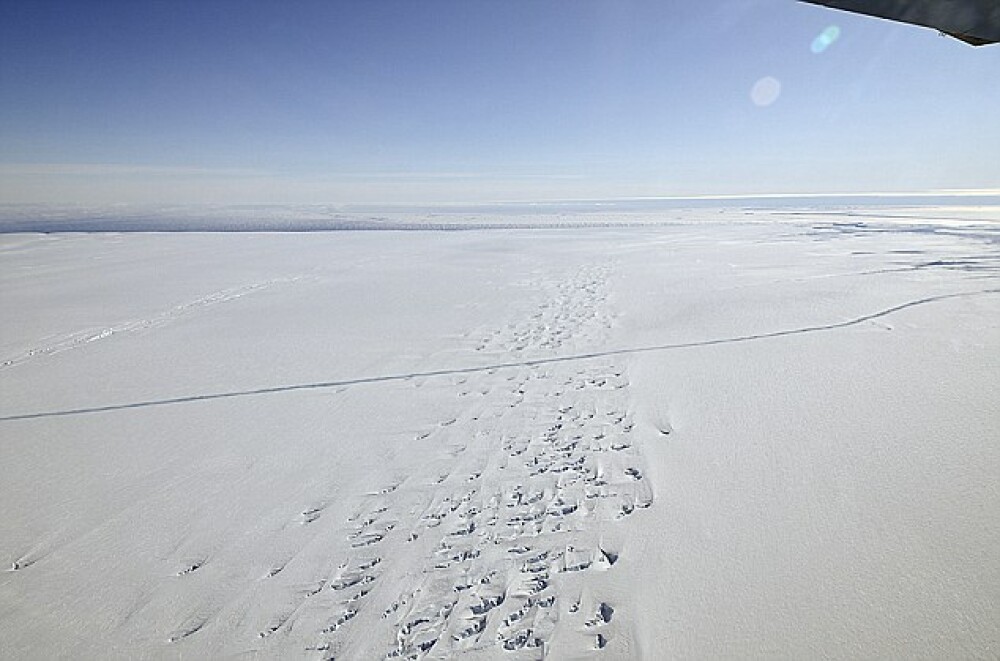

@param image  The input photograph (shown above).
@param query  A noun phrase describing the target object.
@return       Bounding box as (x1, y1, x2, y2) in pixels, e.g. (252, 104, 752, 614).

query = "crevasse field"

(1, 210, 998, 660)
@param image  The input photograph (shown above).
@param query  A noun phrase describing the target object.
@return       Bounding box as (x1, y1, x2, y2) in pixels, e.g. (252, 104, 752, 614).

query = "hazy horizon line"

(2, 189, 999, 213)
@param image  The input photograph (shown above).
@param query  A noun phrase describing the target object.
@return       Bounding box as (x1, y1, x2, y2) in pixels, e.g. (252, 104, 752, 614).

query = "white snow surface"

(1, 216, 998, 659)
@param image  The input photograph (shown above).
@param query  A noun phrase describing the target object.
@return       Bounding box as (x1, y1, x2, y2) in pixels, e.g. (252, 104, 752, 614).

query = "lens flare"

(750, 76, 781, 107)
(811, 25, 841, 53)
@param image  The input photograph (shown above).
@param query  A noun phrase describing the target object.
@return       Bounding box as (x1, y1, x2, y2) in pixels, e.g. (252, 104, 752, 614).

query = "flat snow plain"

(1, 214, 998, 659)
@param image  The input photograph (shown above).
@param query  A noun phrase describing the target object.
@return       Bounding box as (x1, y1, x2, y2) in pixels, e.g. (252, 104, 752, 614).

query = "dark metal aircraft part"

(800, 0, 1000, 45)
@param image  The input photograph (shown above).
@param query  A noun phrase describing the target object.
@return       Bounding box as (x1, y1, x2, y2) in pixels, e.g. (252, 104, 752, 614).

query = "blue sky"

(1, 0, 998, 206)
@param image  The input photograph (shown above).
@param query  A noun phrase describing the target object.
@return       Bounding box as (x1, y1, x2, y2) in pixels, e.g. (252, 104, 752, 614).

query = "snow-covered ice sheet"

(1, 218, 998, 659)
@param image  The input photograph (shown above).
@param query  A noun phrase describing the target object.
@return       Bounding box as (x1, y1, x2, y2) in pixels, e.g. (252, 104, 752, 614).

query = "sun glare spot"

(750, 77, 781, 107)
(811, 25, 841, 53)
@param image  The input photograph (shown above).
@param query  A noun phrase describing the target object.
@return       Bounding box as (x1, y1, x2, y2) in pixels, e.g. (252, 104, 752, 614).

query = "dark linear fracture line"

(2, 288, 997, 423)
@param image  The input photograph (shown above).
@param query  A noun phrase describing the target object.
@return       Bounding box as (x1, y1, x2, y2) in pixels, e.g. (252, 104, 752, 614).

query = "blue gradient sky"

(1, 1, 998, 206)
